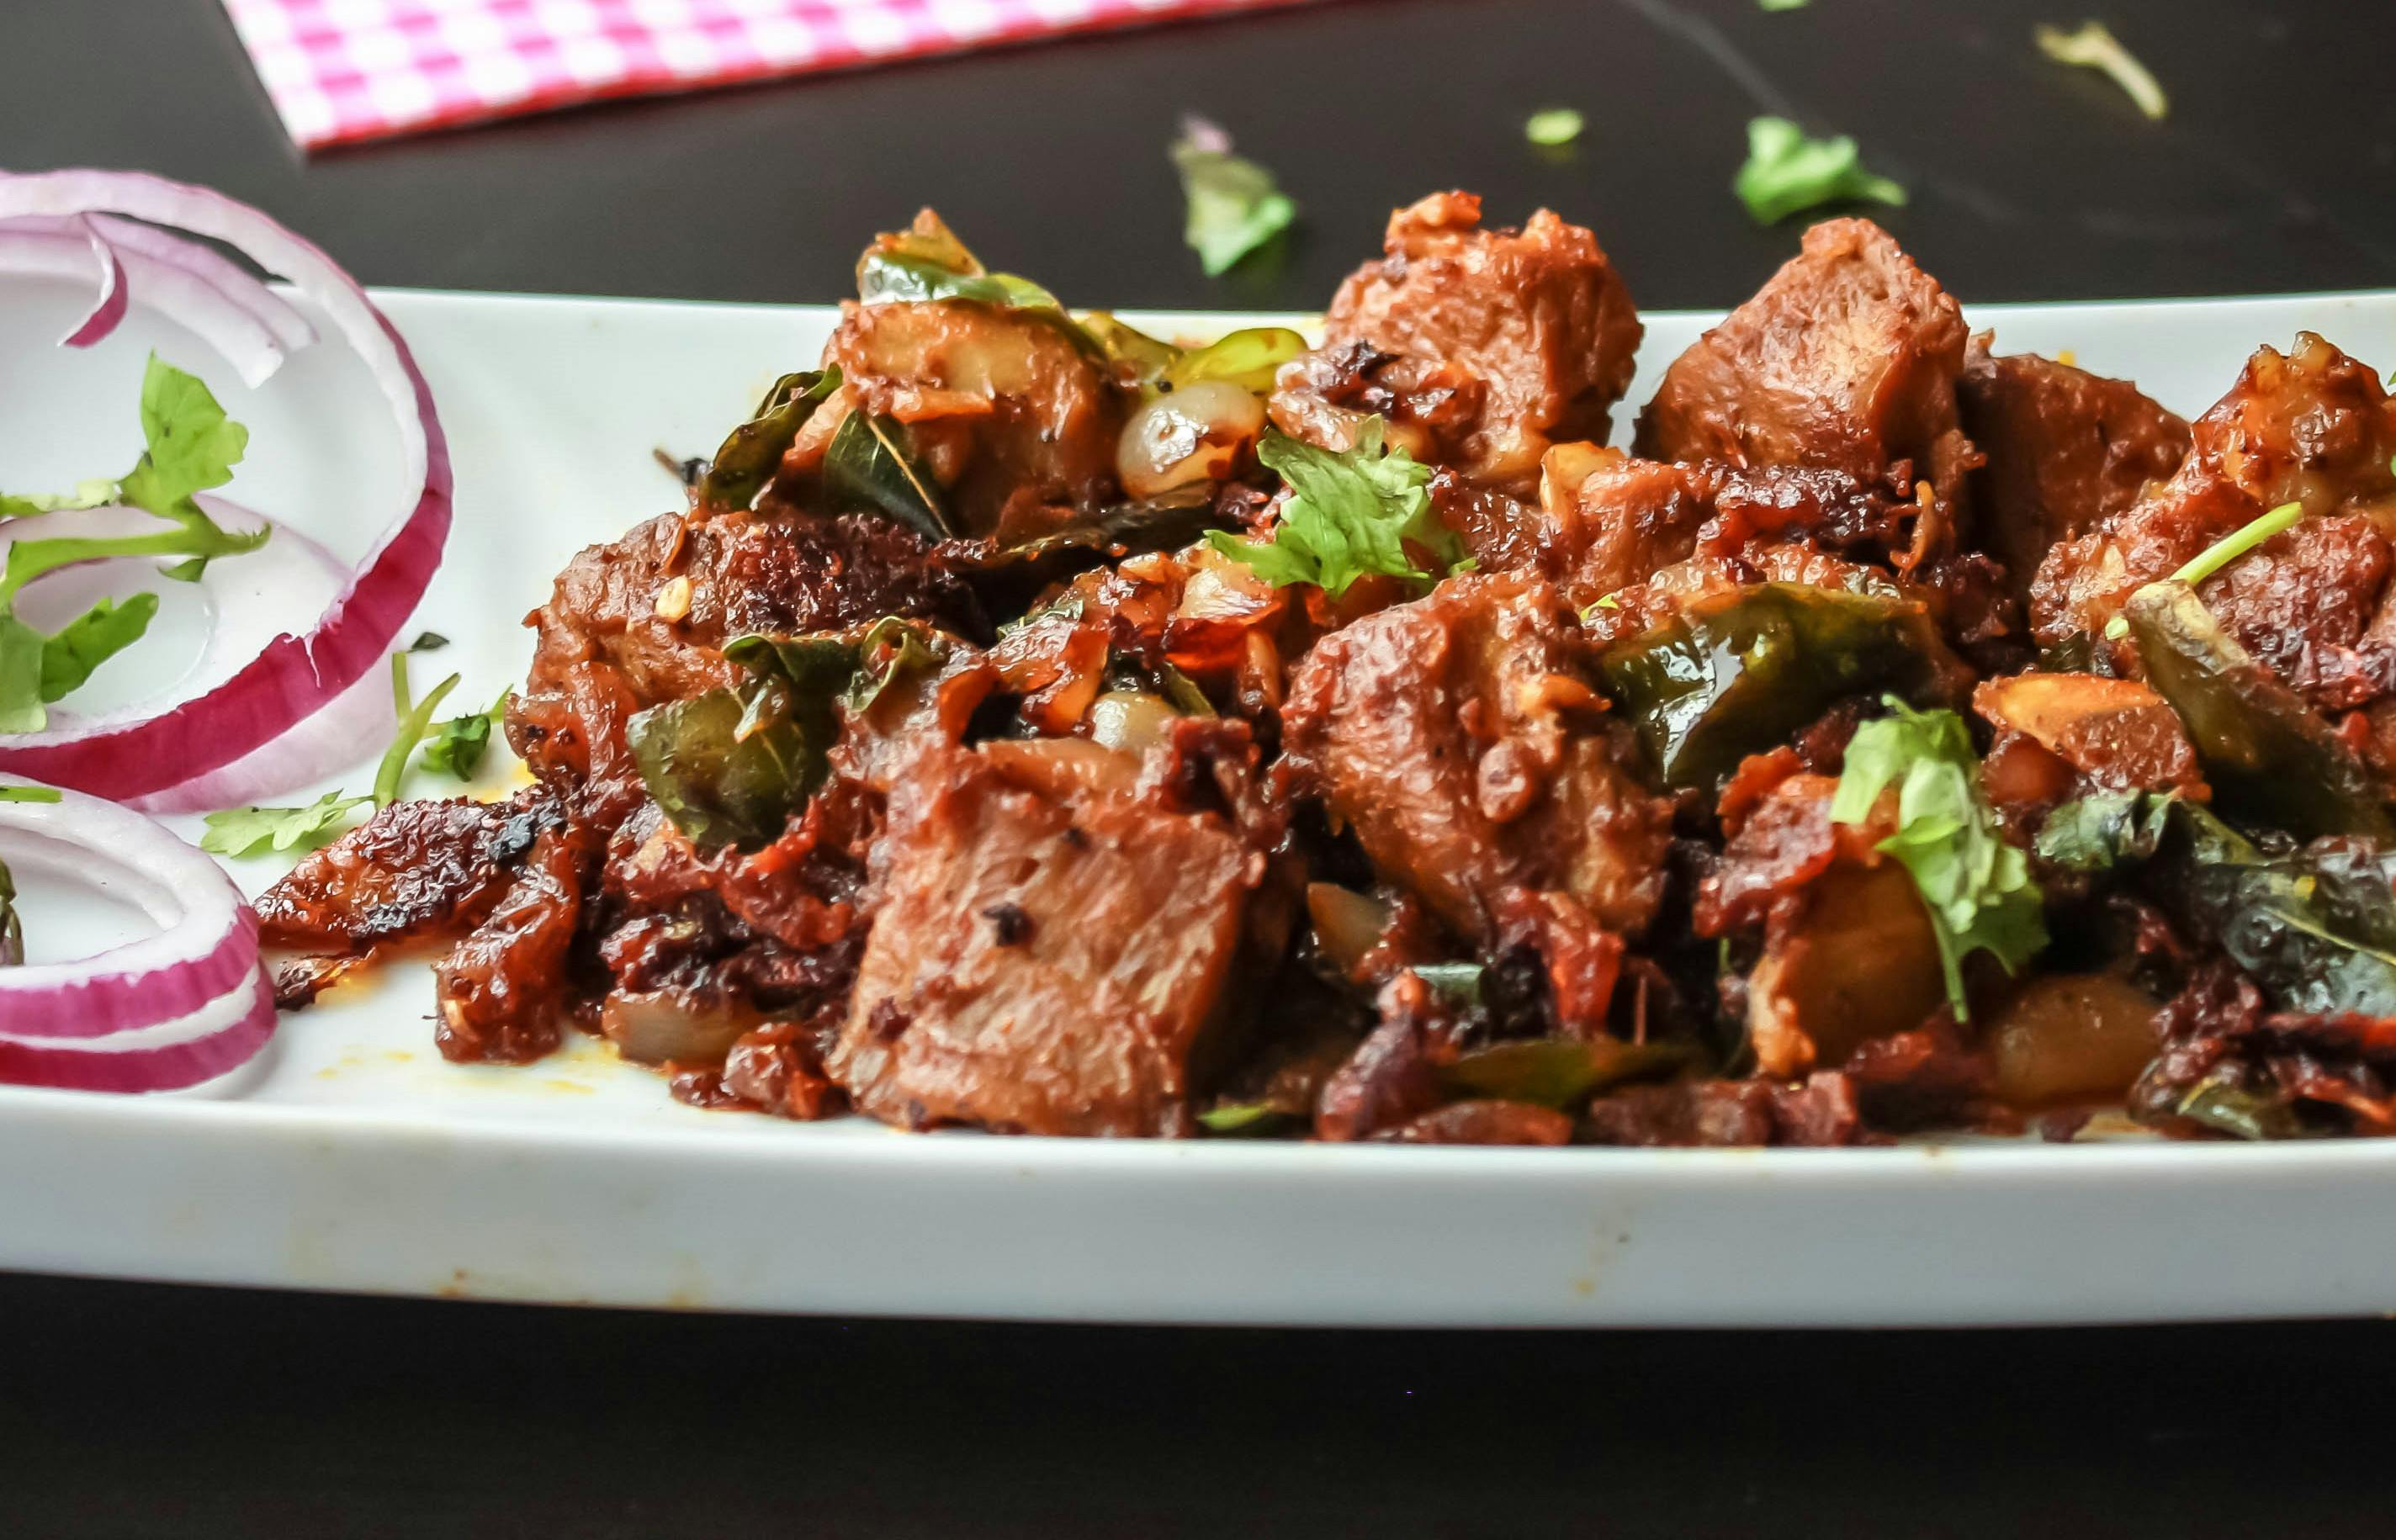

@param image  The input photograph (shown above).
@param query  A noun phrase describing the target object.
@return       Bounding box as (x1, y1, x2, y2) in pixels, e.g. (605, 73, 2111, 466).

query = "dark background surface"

(8, 0, 2396, 1534)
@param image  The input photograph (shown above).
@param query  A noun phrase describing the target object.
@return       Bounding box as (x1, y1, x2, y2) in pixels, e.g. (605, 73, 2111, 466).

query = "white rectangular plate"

(3, 281, 2395, 1326)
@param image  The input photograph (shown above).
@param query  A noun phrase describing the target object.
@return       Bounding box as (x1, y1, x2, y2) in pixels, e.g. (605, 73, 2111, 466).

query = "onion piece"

(0, 967, 273, 1093)
(58, 214, 127, 349)
(2, 497, 400, 812)
(0, 214, 313, 389)
(0, 170, 451, 802)
(0, 781, 261, 1044)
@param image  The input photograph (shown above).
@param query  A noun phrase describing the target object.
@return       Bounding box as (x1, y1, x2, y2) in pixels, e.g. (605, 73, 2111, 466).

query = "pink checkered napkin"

(222, 0, 1322, 150)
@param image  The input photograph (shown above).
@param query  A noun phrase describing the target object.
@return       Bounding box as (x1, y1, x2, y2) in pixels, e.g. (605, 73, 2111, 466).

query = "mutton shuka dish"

(258, 194, 2396, 1145)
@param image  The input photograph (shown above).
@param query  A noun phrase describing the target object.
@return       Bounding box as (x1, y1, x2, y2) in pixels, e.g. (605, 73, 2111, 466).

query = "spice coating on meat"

(1956, 341, 2189, 602)
(2031, 333, 2396, 696)
(1280, 572, 1672, 939)
(824, 298, 1126, 542)
(1635, 218, 1976, 522)
(526, 509, 978, 711)
(1271, 192, 1643, 495)
(258, 790, 563, 959)
(829, 745, 1259, 1136)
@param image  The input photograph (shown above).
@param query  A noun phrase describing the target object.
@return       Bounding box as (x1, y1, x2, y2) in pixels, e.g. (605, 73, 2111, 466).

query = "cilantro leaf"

(1831, 699, 2046, 1019)
(0, 479, 122, 521)
(1170, 116, 1298, 277)
(1735, 116, 1906, 225)
(420, 690, 510, 781)
(39, 592, 159, 704)
(0, 618, 47, 734)
(118, 354, 248, 530)
(199, 790, 373, 858)
(1207, 421, 1469, 597)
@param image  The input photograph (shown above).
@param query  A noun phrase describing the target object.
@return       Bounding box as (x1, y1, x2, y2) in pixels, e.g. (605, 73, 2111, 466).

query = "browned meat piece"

(525, 509, 978, 711)
(1695, 771, 1947, 1078)
(1956, 341, 2189, 601)
(1635, 218, 1977, 527)
(1314, 971, 1460, 1140)
(829, 742, 1263, 1136)
(1580, 1075, 1870, 1146)
(823, 297, 1127, 542)
(2031, 333, 2396, 700)
(433, 820, 597, 1064)
(506, 661, 649, 831)
(257, 790, 564, 967)
(1373, 1101, 1574, 1145)
(1280, 573, 1673, 940)
(1270, 192, 1643, 495)
(1444, 447, 1922, 611)
(1971, 674, 2202, 795)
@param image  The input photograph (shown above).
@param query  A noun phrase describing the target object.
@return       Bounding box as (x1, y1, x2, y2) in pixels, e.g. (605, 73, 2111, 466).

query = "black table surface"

(8, 1, 2396, 1534)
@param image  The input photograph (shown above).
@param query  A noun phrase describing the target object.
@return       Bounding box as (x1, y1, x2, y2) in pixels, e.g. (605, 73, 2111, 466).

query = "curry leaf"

(699, 368, 841, 511)
(2034, 789, 2184, 873)
(1735, 116, 1906, 225)
(1170, 116, 1298, 277)
(1207, 421, 1466, 597)
(1831, 699, 2046, 1019)
(822, 410, 952, 540)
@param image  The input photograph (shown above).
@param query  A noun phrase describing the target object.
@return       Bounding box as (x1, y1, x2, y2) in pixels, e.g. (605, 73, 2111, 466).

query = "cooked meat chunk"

(824, 297, 1126, 542)
(1444, 447, 1922, 610)
(526, 509, 977, 710)
(1957, 341, 2189, 601)
(830, 744, 1260, 1136)
(1695, 770, 1946, 1078)
(258, 790, 564, 961)
(1971, 674, 2202, 794)
(433, 821, 596, 1065)
(1635, 218, 1976, 524)
(1270, 192, 1642, 495)
(1280, 572, 1673, 939)
(2031, 333, 2396, 697)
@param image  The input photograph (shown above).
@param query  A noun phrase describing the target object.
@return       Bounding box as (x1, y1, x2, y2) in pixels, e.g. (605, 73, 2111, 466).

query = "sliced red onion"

(0, 214, 310, 389)
(0, 782, 261, 1043)
(2, 496, 399, 812)
(0, 170, 451, 802)
(0, 968, 273, 1093)
(58, 214, 126, 349)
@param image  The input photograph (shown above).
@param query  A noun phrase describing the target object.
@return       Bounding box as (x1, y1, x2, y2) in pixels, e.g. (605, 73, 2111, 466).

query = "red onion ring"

(0, 214, 314, 389)
(0, 968, 273, 1093)
(0, 782, 261, 1049)
(0, 170, 451, 803)
(3, 497, 400, 812)
(58, 214, 126, 349)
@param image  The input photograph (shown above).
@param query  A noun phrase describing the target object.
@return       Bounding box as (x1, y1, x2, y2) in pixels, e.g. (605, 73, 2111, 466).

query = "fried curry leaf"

(822, 410, 953, 541)
(1598, 583, 1965, 791)
(627, 684, 814, 851)
(1831, 700, 2047, 1020)
(1208, 421, 1464, 597)
(698, 367, 841, 510)
(2165, 802, 2396, 1019)
(2034, 789, 2184, 873)
(843, 617, 947, 717)
(1170, 116, 1298, 277)
(200, 789, 373, 858)
(2122, 580, 2393, 840)
(1735, 116, 1906, 225)
(628, 632, 866, 850)
(856, 210, 1062, 310)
